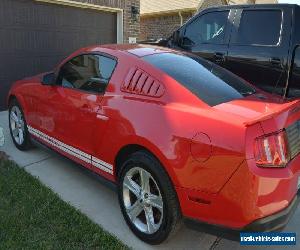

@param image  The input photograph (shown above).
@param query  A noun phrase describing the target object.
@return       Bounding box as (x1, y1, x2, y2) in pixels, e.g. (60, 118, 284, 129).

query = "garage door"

(0, 0, 117, 110)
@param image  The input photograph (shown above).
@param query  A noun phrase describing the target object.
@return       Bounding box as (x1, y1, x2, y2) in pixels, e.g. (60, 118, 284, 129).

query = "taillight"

(254, 130, 290, 168)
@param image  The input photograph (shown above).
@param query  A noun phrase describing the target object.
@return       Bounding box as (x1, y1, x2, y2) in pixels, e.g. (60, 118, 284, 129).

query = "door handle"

(80, 104, 91, 114)
(214, 52, 225, 63)
(270, 57, 282, 66)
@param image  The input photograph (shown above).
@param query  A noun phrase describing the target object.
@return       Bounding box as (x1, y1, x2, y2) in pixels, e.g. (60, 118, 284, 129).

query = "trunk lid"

(215, 93, 300, 161)
(214, 93, 300, 128)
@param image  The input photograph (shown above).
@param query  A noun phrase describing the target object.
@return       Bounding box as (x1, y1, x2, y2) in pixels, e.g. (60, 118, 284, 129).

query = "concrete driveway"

(0, 110, 299, 250)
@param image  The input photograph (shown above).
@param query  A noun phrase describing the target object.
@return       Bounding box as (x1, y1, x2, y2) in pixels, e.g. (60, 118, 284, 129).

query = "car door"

(179, 10, 232, 68)
(226, 7, 291, 95)
(36, 53, 117, 167)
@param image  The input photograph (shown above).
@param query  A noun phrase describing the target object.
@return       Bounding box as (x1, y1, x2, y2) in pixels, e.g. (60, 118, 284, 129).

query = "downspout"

(179, 11, 183, 26)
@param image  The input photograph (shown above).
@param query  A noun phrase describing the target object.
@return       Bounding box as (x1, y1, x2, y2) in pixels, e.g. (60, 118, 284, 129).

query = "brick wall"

(140, 12, 194, 41)
(199, 0, 227, 10)
(72, 0, 140, 43)
(140, 0, 230, 41)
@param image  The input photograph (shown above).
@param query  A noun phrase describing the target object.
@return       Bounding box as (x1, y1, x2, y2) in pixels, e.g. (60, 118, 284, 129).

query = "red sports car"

(7, 44, 300, 244)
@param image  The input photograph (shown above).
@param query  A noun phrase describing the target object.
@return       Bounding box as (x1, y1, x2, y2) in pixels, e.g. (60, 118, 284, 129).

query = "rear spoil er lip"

(27, 125, 113, 175)
(244, 100, 300, 127)
(185, 190, 300, 241)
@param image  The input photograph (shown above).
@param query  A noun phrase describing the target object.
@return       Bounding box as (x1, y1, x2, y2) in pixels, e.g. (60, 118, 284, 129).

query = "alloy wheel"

(10, 106, 25, 145)
(122, 167, 164, 234)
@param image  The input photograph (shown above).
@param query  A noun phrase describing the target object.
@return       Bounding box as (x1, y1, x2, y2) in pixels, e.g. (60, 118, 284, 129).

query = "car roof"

(81, 44, 176, 58)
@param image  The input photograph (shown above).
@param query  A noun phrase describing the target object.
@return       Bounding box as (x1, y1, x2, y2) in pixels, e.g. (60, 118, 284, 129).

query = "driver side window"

(57, 54, 117, 93)
(184, 11, 229, 46)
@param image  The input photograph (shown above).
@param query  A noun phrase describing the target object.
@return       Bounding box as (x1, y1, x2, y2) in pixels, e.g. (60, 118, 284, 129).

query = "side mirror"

(42, 72, 56, 85)
(156, 38, 168, 47)
(181, 36, 194, 47)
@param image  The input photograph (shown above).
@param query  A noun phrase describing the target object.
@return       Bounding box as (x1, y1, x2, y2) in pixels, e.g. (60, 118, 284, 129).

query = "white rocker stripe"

(92, 161, 113, 174)
(29, 126, 91, 160)
(27, 125, 113, 174)
(92, 156, 113, 170)
(28, 126, 91, 164)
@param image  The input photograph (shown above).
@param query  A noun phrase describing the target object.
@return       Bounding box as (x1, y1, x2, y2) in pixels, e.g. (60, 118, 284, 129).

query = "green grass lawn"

(0, 152, 128, 250)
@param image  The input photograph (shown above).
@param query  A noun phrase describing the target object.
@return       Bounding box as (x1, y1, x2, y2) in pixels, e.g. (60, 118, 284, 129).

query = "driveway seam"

(209, 237, 222, 250)
(22, 156, 53, 169)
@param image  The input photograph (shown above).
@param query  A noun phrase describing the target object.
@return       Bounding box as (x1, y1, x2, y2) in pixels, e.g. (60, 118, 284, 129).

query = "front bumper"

(185, 190, 300, 240)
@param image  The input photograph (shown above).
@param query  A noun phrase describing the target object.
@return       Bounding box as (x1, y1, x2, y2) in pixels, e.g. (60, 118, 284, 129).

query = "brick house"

(0, 0, 141, 110)
(140, 0, 278, 41)
(140, 0, 201, 41)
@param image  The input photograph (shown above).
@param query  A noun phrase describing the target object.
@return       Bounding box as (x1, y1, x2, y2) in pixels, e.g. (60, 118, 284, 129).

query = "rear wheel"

(118, 151, 182, 244)
(9, 99, 31, 150)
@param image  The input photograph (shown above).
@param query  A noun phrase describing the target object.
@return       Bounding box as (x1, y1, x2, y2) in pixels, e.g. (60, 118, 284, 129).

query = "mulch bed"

(0, 151, 8, 161)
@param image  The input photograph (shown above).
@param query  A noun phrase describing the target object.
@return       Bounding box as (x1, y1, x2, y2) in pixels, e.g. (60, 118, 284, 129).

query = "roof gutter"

(179, 11, 183, 26)
(141, 8, 196, 17)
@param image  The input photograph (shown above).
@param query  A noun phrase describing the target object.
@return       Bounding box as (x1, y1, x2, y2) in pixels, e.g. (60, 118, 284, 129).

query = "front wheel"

(8, 99, 31, 150)
(118, 151, 182, 244)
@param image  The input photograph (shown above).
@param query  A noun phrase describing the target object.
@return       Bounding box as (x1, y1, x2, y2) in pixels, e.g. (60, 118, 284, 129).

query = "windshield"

(143, 53, 256, 106)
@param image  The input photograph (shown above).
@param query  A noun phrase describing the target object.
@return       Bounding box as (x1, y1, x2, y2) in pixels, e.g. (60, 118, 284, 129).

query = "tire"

(118, 151, 182, 244)
(8, 98, 32, 151)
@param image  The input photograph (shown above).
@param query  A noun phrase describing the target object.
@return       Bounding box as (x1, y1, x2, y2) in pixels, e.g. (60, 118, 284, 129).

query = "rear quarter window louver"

(121, 68, 165, 97)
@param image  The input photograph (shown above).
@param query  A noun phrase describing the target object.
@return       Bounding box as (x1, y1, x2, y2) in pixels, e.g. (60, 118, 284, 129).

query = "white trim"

(92, 157, 113, 170)
(35, 0, 122, 12)
(117, 10, 124, 44)
(92, 161, 113, 175)
(28, 125, 113, 174)
(35, 0, 124, 44)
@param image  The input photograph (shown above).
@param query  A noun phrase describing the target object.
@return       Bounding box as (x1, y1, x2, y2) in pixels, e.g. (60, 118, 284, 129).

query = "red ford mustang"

(7, 44, 300, 244)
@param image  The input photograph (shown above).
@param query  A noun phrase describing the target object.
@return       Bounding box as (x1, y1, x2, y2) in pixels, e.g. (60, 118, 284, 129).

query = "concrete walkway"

(0, 111, 299, 250)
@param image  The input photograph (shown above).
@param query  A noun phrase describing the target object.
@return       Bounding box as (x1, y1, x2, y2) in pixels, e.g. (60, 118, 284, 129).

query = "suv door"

(178, 10, 232, 68)
(287, 45, 300, 98)
(227, 7, 292, 95)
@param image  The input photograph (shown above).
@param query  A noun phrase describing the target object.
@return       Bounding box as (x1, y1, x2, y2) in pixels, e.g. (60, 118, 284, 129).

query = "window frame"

(231, 9, 284, 47)
(182, 10, 231, 46)
(142, 52, 256, 107)
(286, 44, 300, 98)
(55, 52, 118, 95)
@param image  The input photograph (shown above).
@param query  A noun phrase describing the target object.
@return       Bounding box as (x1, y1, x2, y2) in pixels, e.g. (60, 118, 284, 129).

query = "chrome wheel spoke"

(145, 207, 156, 234)
(10, 112, 18, 123)
(126, 201, 143, 220)
(16, 108, 22, 120)
(140, 169, 150, 193)
(18, 129, 24, 144)
(147, 194, 163, 212)
(12, 128, 19, 137)
(124, 176, 141, 198)
(20, 120, 25, 130)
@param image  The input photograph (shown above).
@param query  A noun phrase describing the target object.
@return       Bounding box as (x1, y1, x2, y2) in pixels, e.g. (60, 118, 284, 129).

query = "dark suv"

(167, 4, 300, 98)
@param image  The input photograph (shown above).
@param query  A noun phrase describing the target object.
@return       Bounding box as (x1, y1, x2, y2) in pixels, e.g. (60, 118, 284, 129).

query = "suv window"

(235, 10, 282, 46)
(287, 46, 300, 98)
(143, 53, 255, 106)
(57, 54, 117, 93)
(183, 11, 229, 46)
